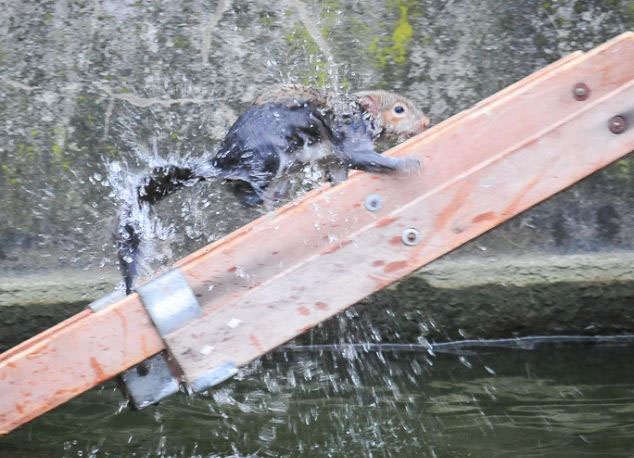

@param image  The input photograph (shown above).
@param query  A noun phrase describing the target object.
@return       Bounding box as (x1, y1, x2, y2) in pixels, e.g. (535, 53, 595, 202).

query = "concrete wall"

(1, 1, 633, 348)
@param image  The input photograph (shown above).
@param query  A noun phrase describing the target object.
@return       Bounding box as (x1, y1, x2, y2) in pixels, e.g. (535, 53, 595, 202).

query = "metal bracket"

(88, 289, 125, 312)
(121, 268, 241, 407)
(120, 352, 180, 410)
(186, 362, 238, 394)
(136, 269, 202, 336)
(121, 268, 211, 408)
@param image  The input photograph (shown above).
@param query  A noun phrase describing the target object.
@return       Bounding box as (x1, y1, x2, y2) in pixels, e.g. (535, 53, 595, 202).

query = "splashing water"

(3, 338, 634, 457)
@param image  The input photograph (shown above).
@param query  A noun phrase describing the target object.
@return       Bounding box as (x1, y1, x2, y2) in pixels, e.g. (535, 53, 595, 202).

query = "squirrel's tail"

(115, 160, 219, 294)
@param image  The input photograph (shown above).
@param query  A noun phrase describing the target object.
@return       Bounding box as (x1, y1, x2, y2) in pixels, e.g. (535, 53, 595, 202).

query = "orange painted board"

(177, 32, 634, 308)
(0, 294, 163, 435)
(0, 32, 633, 435)
(169, 77, 634, 384)
(165, 33, 634, 382)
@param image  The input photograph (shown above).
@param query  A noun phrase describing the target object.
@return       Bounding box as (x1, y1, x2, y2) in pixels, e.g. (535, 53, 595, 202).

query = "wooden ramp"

(1, 32, 634, 435)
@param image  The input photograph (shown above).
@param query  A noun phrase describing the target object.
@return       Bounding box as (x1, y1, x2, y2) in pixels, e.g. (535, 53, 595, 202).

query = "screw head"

(572, 82, 590, 101)
(608, 115, 627, 134)
(136, 361, 151, 377)
(401, 228, 421, 246)
(364, 194, 382, 212)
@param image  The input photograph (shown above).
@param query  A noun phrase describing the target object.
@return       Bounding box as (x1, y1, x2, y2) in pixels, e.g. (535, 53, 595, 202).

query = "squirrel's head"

(355, 90, 430, 141)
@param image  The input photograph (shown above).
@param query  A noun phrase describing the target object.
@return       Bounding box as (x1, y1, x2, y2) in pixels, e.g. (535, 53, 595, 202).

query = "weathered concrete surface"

(0, 270, 119, 308)
(0, 270, 119, 351)
(1, 1, 633, 352)
(1, 0, 633, 277)
(336, 251, 634, 343)
(2, 252, 633, 351)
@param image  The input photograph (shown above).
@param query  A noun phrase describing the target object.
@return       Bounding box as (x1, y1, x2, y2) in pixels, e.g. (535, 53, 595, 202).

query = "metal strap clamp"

(118, 269, 234, 409)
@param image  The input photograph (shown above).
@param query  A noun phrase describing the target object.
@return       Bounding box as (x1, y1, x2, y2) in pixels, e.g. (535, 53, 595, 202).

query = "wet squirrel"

(117, 85, 431, 292)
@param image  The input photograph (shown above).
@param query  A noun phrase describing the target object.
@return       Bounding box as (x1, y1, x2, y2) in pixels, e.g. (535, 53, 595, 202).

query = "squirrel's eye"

(394, 105, 405, 114)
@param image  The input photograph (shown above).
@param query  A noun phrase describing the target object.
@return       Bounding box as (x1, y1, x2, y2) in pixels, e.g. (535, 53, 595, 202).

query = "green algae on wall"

(286, 22, 330, 87)
(368, 1, 415, 67)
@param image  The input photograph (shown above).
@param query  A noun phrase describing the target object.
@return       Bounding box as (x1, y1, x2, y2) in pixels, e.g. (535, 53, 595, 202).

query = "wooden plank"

(167, 32, 634, 381)
(0, 295, 163, 435)
(0, 32, 632, 435)
(170, 79, 634, 383)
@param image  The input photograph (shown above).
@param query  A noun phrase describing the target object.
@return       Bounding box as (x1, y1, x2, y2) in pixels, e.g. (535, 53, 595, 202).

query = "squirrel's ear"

(357, 93, 380, 116)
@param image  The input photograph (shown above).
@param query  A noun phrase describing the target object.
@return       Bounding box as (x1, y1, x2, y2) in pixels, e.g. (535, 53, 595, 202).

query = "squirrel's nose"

(420, 117, 431, 130)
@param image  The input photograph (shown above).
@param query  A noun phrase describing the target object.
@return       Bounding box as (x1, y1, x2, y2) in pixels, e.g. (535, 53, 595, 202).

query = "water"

(2, 339, 634, 457)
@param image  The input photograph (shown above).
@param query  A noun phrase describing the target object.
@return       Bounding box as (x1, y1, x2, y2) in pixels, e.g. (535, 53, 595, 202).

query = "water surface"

(2, 339, 633, 457)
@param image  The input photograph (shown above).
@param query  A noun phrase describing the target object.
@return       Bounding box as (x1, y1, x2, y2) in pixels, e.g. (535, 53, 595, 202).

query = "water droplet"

(227, 318, 242, 329)
(458, 356, 472, 368)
